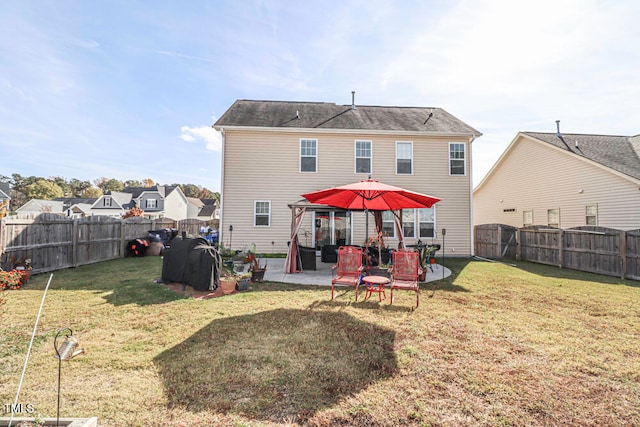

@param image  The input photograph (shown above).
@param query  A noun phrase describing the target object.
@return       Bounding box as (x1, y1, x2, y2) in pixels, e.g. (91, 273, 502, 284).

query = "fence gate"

(474, 224, 517, 259)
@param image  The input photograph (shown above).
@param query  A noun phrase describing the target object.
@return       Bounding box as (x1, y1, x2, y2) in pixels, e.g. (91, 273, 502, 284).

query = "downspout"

(218, 127, 226, 245)
(469, 134, 477, 257)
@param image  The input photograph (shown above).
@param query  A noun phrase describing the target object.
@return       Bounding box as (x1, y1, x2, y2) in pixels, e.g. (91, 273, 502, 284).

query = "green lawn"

(1, 257, 639, 426)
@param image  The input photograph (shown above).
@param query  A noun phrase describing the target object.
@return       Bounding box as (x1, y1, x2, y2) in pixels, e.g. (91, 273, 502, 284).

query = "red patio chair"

(331, 246, 365, 300)
(389, 250, 422, 308)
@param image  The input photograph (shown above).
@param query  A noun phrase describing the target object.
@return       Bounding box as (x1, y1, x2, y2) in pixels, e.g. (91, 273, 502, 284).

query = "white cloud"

(180, 125, 222, 151)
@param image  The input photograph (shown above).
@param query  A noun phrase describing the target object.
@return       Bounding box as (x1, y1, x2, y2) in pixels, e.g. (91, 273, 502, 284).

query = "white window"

(523, 210, 533, 226)
(355, 140, 372, 174)
(418, 207, 435, 238)
(548, 208, 560, 228)
(146, 199, 157, 209)
(449, 143, 466, 175)
(396, 141, 413, 174)
(254, 201, 271, 227)
(402, 210, 415, 238)
(586, 204, 598, 226)
(381, 208, 436, 239)
(382, 211, 395, 237)
(300, 139, 317, 172)
(103, 197, 112, 207)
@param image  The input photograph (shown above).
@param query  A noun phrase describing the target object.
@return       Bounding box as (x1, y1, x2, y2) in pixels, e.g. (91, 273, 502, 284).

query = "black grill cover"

(161, 236, 219, 291)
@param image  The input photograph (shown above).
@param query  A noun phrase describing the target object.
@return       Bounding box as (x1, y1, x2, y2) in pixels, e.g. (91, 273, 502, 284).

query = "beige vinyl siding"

(164, 191, 188, 221)
(221, 129, 472, 255)
(474, 135, 640, 229)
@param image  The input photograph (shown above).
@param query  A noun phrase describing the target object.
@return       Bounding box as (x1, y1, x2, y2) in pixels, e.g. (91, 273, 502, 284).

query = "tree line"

(0, 173, 219, 212)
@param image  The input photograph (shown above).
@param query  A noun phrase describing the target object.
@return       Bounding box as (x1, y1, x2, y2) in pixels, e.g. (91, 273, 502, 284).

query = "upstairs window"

(355, 140, 372, 174)
(586, 204, 598, 225)
(523, 210, 533, 226)
(548, 208, 560, 228)
(300, 139, 317, 172)
(396, 141, 413, 174)
(103, 197, 112, 207)
(254, 201, 271, 227)
(146, 199, 157, 209)
(449, 143, 466, 175)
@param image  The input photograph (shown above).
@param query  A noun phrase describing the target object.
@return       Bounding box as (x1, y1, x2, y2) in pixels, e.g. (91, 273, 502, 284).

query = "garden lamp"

(54, 328, 85, 427)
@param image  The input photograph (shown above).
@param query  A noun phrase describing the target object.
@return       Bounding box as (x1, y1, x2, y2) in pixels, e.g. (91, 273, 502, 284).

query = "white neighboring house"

(187, 197, 205, 218)
(90, 185, 189, 220)
(474, 127, 640, 229)
(16, 199, 65, 215)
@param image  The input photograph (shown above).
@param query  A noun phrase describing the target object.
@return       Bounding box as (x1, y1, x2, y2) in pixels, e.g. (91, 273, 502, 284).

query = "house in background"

(474, 123, 640, 229)
(54, 197, 97, 218)
(90, 191, 135, 218)
(90, 185, 189, 219)
(197, 199, 219, 221)
(16, 199, 65, 215)
(187, 197, 205, 218)
(0, 182, 10, 208)
(214, 98, 481, 255)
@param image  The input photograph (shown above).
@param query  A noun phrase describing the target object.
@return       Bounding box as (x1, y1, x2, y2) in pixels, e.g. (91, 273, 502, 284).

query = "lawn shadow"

(153, 308, 398, 423)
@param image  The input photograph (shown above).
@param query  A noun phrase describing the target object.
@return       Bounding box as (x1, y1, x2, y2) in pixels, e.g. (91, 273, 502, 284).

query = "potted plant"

(236, 272, 251, 291)
(249, 257, 267, 282)
(218, 271, 238, 295)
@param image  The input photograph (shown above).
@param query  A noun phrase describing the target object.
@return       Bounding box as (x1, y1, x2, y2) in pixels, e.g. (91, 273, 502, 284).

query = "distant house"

(0, 182, 10, 205)
(53, 197, 97, 218)
(91, 191, 135, 218)
(197, 199, 219, 221)
(90, 185, 188, 220)
(16, 199, 65, 215)
(186, 197, 205, 218)
(214, 99, 481, 255)
(474, 127, 640, 229)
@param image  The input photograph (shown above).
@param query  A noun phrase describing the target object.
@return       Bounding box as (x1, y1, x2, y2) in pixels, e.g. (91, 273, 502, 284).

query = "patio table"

(362, 275, 390, 302)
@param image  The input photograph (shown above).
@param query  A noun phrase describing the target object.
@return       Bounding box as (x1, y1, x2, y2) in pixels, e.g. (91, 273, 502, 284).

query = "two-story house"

(474, 125, 640, 229)
(214, 99, 481, 256)
(90, 185, 188, 219)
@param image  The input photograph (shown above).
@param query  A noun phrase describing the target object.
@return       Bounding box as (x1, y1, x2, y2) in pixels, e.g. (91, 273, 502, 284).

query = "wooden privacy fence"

(475, 224, 640, 280)
(0, 213, 216, 274)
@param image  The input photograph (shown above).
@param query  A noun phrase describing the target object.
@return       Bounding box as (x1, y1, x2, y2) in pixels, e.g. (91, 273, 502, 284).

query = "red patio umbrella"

(302, 179, 441, 250)
(301, 179, 440, 211)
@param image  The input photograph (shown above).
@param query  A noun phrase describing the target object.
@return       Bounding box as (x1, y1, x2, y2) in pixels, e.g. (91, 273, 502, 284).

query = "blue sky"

(1, 0, 639, 192)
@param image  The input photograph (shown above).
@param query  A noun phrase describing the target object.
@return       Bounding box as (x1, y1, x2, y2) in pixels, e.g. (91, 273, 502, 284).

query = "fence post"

(72, 219, 78, 267)
(0, 217, 5, 262)
(558, 229, 564, 268)
(620, 230, 627, 280)
(497, 225, 502, 259)
(120, 220, 126, 259)
(516, 228, 521, 260)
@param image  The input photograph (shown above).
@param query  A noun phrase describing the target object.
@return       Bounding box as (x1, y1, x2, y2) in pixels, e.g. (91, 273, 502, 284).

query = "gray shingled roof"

(53, 197, 98, 210)
(523, 132, 640, 181)
(214, 99, 481, 136)
(0, 182, 10, 198)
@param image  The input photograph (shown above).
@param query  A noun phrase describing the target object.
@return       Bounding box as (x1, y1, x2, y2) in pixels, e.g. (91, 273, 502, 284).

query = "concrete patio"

(260, 256, 451, 286)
